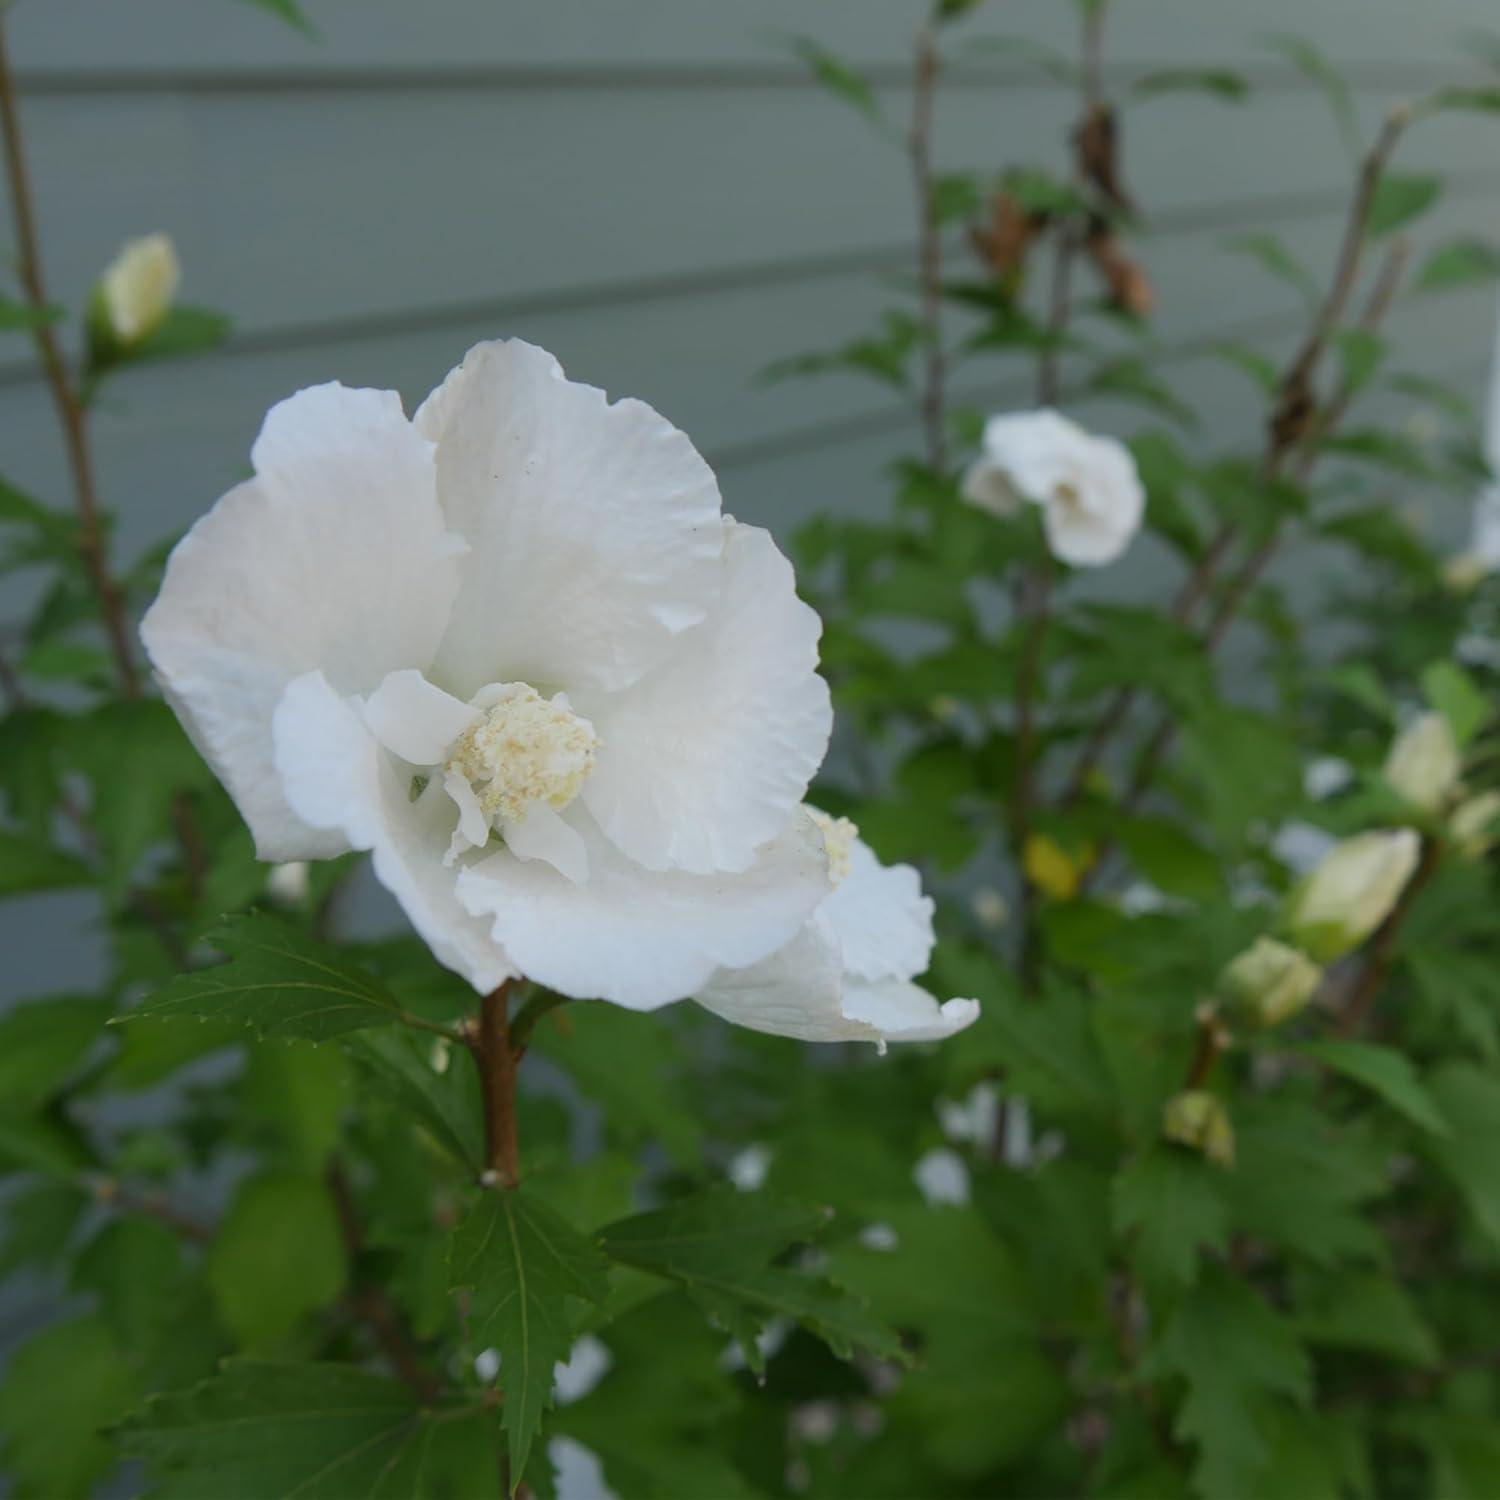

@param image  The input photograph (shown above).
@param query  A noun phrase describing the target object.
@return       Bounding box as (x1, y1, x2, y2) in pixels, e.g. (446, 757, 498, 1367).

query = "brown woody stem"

(469, 981, 521, 1189)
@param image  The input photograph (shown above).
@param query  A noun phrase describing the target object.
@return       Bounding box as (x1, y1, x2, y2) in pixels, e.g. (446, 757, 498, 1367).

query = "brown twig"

(910, 25, 947, 475)
(93, 1176, 213, 1244)
(467, 981, 521, 1189)
(1058, 108, 1411, 820)
(327, 1164, 443, 1404)
(0, 16, 139, 697)
(1182, 1002, 1230, 1090)
(1334, 838, 1440, 1039)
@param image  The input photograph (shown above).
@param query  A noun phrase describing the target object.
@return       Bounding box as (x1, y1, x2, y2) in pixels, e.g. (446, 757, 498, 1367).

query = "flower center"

(808, 807, 858, 886)
(445, 684, 598, 825)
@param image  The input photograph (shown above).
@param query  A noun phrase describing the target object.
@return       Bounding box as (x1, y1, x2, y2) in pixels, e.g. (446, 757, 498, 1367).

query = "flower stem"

(469, 980, 521, 1189)
(0, 15, 139, 697)
(909, 24, 947, 476)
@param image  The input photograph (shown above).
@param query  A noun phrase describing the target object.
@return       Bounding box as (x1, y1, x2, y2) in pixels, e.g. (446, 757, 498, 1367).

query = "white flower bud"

(1384, 712, 1461, 812)
(1218, 936, 1322, 1028)
(1450, 789, 1500, 859)
(1287, 829, 1422, 962)
(98, 233, 180, 345)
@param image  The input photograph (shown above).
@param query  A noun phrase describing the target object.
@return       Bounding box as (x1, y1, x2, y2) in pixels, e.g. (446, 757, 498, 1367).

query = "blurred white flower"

(554, 1335, 612, 1405)
(961, 408, 1144, 567)
(143, 340, 833, 1010)
(727, 1143, 773, 1191)
(913, 1147, 970, 1206)
(1287, 829, 1421, 962)
(857, 1222, 900, 1252)
(694, 809, 978, 1048)
(937, 1081, 1001, 1145)
(99, 232, 180, 344)
(1384, 712, 1461, 812)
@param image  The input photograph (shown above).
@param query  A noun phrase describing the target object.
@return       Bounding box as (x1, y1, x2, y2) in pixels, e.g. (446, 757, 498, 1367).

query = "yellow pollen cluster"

(446, 686, 598, 824)
(808, 807, 859, 886)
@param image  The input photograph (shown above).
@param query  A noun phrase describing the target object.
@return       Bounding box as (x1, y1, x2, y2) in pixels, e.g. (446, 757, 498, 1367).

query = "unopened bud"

(1163, 1090, 1234, 1167)
(94, 233, 180, 349)
(1218, 936, 1322, 1028)
(1384, 712, 1461, 812)
(1286, 829, 1421, 962)
(1450, 789, 1500, 859)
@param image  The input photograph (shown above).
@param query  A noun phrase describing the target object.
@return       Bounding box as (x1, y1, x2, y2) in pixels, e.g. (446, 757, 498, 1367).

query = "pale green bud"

(1219, 936, 1323, 1028)
(1384, 711, 1461, 813)
(1162, 1090, 1234, 1168)
(1450, 790, 1500, 859)
(1286, 829, 1421, 963)
(89, 233, 180, 368)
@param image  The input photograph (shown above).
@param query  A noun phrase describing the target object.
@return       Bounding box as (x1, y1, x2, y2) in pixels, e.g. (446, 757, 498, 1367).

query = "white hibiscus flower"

(695, 809, 979, 1048)
(961, 408, 1144, 567)
(142, 339, 835, 1010)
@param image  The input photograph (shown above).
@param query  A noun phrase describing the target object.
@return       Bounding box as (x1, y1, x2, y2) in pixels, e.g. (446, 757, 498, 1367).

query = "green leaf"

(122, 912, 419, 1041)
(1212, 341, 1281, 394)
(787, 37, 881, 123)
(935, 0, 987, 20)
(1128, 67, 1249, 102)
(0, 828, 89, 897)
(1145, 1266, 1312, 1497)
(1333, 327, 1386, 395)
(600, 1189, 899, 1369)
(344, 1028, 483, 1173)
(0, 295, 64, 332)
(1293, 1269, 1439, 1366)
(1112, 1147, 1229, 1290)
(1424, 1062, 1500, 1249)
(600, 1188, 827, 1276)
(1368, 173, 1442, 239)
(232, 0, 317, 38)
(1222, 232, 1319, 307)
(1114, 818, 1224, 901)
(1262, 34, 1359, 157)
(118, 1362, 501, 1499)
(70, 1217, 191, 1353)
(449, 1188, 608, 1488)
(1416, 238, 1500, 293)
(0, 995, 110, 1112)
(0, 1316, 138, 1499)
(131, 305, 232, 364)
(1422, 660, 1490, 746)
(1296, 1039, 1450, 1135)
(207, 1172, 347, 1350)
(1424, 85, 1500, 116)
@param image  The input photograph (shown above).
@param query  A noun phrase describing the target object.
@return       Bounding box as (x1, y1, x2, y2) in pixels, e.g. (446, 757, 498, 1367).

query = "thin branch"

(0, 15, 138, 696)
(1182, 1002, 1230, 1090)
(1058, 108, 1410, 817)
(1334, 838, 1440, 1039)
(910, 25, 947, 475)
(467, 980, 521, 1189)
(327, 1163, 443, 1404)
(92, 1176, 213, 1243)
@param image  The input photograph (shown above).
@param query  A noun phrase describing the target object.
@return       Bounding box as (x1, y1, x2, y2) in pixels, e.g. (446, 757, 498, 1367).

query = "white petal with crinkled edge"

(1042, 504, 1133, 568)
(979, 409, 1083, 500)
(363, 669, 478, 766)
(959, 456, 1021, 518)
(272, 670, 515, 993)
(578, 522, 831, 875)
(820, 838, 934, 983)
(141, 385, 465, 860)
(415, 340, 724, 700)
(501, 805, 590, 885)
(454, 808, 829, 1010)
(842, 981, 980, 1043)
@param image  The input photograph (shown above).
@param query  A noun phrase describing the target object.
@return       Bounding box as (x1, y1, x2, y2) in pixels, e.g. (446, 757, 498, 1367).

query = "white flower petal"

(443, 768, 490, 864)
(959, 456, 1021, 517)
(580, 522, 832, 874)
(415, 339, 724, 699)
(1041, 502, 1134, 567)
(142, 384, 464, 860)
(980, 409, 1083, 499)
(842, 981, 980, 1043)
(363, 669, 478, 766)
(694, 921, 855, 1041)
(821, 838, 934, 983)
(456, 809, 827, 1009)
(502, 804, 590, 885)
(272, 670, 514, 993)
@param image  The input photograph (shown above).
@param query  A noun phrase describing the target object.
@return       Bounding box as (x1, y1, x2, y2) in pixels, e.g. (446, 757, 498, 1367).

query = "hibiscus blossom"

(143, 339, 834, 1010)
(961, 408, 1144, 567)
(695, 809, 979, 1047)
